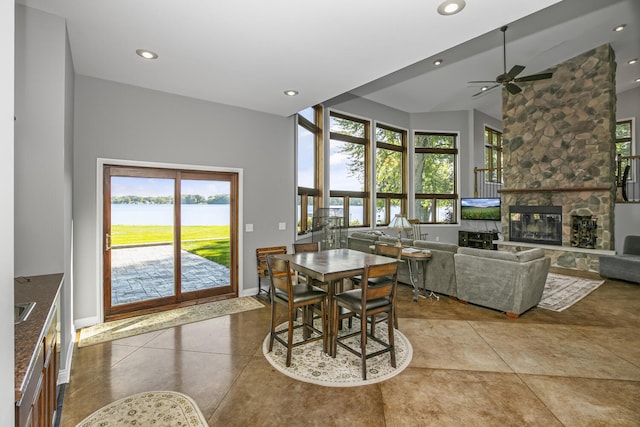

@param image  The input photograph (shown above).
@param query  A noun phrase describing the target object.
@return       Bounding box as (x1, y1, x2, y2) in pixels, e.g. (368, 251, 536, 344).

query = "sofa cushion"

(623, 235, 640, 256)
(457, 247, 544, 263)
(413, 240, 458, 253)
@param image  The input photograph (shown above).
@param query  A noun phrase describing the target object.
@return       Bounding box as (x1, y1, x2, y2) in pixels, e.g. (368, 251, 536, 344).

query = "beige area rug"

(538, 273, 605, 312)
(263, 320, 412, 387)
(76, 391, 207, 426)
(79, 296, 264, 347)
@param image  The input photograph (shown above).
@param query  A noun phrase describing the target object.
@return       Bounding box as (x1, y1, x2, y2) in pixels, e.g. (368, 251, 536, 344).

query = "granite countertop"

(14, 273, 63, 403)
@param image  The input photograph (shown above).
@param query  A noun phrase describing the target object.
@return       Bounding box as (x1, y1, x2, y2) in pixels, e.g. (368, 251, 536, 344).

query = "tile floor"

(60, 278, 640, 426)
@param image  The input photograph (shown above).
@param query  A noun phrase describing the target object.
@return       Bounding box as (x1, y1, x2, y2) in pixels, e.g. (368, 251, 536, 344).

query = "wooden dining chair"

(331, 262, 398, 380)
(267, 255, 327, 367)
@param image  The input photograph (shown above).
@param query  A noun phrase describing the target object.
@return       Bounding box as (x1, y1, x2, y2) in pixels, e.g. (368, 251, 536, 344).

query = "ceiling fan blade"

(514, 72, 553, 82)
(506, 83, 522, 95)
(506, 65, 525, 79)
(472, 84, 500, 97)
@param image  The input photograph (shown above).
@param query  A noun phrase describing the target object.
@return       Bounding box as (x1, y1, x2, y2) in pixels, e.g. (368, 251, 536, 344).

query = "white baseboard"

(57, 336, 75, 384)
(240, 286, 260, 298)
(74, 315, 100, 330)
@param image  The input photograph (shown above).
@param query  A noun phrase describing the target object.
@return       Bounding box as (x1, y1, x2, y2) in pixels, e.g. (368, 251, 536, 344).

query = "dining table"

(275, 248, 400, 356)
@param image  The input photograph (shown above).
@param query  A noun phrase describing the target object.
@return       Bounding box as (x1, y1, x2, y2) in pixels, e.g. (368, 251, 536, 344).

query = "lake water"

(111, 204, 230, 226)
(112, 204, 399, 226)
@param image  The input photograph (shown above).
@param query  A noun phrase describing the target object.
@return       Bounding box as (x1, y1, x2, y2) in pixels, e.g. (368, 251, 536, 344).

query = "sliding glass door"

(103, 165, 238, 319)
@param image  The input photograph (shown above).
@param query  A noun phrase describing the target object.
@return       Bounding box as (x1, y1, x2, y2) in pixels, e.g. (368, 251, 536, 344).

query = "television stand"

(458, 230, 498, 250)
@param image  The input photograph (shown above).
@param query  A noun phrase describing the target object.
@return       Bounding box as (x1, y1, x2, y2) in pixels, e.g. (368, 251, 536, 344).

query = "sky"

(111, 177, 230, 197)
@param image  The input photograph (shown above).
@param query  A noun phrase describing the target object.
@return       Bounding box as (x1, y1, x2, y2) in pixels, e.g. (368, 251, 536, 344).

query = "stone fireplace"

(499, 44, 617, 272)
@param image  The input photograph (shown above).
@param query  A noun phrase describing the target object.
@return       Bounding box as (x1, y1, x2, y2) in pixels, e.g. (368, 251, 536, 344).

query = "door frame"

(96, 158, 244, 323)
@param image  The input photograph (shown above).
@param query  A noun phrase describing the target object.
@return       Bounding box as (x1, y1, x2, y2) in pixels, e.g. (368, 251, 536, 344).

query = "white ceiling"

(17, 0, 639, 118)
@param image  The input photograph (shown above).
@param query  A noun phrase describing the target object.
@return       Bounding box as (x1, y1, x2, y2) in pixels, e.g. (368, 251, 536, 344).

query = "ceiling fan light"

(437, 0, 465, 16)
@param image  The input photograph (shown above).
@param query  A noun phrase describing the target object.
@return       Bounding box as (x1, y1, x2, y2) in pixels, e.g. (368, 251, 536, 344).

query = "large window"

(297, 106, 323, 235)
(414, 132, 458, 223)
(484, 126, 502, 182)
(375, 124, 406, 225)
(616, 119, 633, 181)
(329, 111, 370, 227)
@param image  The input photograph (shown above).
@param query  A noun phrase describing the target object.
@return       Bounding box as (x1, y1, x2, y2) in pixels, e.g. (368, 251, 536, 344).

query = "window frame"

(484, 126, 503, 183)
(413, 131, 459, 224)
(374, 122, 407, 225)
(616, 119, 634, 183)
(328, 110, 370, 228)
(296, 105, 323, 235)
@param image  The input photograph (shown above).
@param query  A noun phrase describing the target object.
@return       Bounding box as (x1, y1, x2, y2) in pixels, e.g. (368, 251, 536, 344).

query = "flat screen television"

(460, 198, 501, 221)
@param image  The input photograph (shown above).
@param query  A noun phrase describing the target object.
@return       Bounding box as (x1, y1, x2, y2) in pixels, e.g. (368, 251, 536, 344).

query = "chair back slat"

(256, 246, 287, 278)
(361, 262, 398, 300)
(293, 242, 319, 253)
(266, 256, 292, 295)
(374, 243, 402, 260)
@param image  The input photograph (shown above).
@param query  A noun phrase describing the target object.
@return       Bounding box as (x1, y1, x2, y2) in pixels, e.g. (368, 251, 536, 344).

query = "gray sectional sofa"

(454, 247, 551, 317)
(599, 235, 640, 284)
(347, 232, 458, 297)
(347, 231, 552, 317)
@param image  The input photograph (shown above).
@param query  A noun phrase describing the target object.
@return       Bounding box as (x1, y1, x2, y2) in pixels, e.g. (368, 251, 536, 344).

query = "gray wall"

(14, 5, 75, 383)
(0, 0, 14, 423)
(614, 86, 640, 254)
(73, 76, 295, 324)
(14, 5, 67, 275)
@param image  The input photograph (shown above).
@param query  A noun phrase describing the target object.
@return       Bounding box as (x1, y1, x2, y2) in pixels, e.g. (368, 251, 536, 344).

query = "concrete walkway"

(110, 245, 230, 305)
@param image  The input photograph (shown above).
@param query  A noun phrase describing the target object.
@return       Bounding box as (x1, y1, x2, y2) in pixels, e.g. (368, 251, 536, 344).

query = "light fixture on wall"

(389, 214, 412, 246)
(437, 0, 466, 16)
(135, 49, 158, 60)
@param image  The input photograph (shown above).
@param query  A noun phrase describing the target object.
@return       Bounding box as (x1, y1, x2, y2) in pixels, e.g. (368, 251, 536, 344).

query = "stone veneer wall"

(500, 44, 617, 272)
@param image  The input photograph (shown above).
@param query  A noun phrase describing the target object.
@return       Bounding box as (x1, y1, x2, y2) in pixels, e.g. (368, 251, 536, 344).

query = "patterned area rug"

(79, 296, 264, 347)
(538, 273, 605, 312)
(263, 320, 412, 387)
(76, 391, 207, 426)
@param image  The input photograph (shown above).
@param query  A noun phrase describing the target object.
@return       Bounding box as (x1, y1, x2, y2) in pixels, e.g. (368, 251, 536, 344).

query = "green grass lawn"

(112, 225, 230, 267)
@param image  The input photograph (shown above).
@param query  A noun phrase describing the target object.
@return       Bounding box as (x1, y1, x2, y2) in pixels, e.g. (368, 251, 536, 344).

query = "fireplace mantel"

(499, 186, 611, 194)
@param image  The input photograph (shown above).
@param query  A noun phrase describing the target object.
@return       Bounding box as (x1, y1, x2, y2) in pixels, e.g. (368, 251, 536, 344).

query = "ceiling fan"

(469, 25, 553, 97)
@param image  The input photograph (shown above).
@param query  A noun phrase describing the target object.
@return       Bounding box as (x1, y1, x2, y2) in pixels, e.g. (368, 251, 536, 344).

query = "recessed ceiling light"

(613, 24, 626, 32)
(481, 86, 488, 92)
(433, 59, 443, 66)
(437, 0, 466, 15)
(635, 77, 640, 83)
(628, 58, 638, 65)
(284, 90, 299, 96)
(135, 49, 158, 60)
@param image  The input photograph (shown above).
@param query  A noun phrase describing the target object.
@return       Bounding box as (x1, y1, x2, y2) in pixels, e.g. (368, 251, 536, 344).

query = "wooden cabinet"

(458, 230, 498, 250)
(15, 274, 61, 427)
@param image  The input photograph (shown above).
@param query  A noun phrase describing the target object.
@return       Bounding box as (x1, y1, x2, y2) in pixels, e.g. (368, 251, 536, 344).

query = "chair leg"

(268, 301, 277, 353)
(388, 309, 396, 368)
(361, 313, 367, 380)
(286, 309, 294, 367)
(370, 314, 376, 337)
(321, 300, 327, 354)
(331, 299, 339, 358)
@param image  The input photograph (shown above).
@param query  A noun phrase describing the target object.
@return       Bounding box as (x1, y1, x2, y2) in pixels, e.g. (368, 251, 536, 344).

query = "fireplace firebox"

(509, 206, 562, 246)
